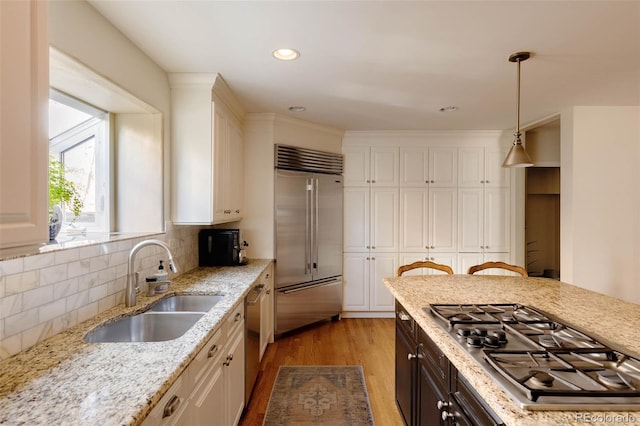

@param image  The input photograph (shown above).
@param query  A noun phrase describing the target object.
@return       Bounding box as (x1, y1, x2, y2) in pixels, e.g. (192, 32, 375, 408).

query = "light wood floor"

(239, 318, 404, 426)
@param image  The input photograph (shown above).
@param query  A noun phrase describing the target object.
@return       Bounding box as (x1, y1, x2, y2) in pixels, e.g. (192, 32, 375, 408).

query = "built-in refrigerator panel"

(314, 173, 343, 280)
(274, 170, 312, 288)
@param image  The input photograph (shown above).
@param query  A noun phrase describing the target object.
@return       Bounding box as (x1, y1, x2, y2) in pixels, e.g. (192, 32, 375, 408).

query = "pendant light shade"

(502, 52, 534, 168)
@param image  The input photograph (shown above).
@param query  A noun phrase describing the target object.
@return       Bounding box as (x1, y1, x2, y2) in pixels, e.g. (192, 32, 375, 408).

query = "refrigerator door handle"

(305, 178, 312, 275)
(313, 177, 319, 272)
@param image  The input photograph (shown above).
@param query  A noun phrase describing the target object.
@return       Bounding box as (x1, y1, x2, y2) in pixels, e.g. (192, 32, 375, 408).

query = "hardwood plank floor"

(240, 318, 404, 426)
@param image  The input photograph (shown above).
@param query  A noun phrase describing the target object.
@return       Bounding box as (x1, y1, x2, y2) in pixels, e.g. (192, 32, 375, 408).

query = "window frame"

(49, 89, 111, 234)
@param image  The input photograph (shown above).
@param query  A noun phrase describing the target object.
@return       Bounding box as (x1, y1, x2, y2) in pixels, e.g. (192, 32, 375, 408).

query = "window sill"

(0, 231, 165, 262)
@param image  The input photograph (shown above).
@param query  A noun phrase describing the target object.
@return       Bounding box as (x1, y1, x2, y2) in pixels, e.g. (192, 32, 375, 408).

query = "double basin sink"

(84, 294, 225, 343)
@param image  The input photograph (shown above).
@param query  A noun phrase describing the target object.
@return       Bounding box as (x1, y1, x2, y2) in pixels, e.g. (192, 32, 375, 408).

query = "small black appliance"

(199, 229, 248, 266)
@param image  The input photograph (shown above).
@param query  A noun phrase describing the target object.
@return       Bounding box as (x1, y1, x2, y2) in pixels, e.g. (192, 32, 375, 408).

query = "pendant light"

(502, 51, 534, 168)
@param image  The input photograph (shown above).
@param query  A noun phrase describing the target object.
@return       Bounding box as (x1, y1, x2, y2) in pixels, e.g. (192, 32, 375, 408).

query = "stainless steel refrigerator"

(274, 145, 343, 335)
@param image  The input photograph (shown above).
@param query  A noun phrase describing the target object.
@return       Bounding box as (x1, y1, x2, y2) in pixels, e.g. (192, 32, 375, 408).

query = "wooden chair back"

(397, 260, 454, 276)
(467, 261, 528, 277)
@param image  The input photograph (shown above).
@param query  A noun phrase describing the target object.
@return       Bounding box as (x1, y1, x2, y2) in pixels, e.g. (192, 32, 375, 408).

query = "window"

(49, 90, 110, 233)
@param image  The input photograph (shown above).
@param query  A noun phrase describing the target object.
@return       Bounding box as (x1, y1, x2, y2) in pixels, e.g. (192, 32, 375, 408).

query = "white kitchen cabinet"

(343, 146, 399, 187)
(0, 0, 49, 249)
(399, 188, 457, 253)
(399, 146, 457, 187)
(142, 303, 245, 426)
(170, 73, 245, 225)
(259, 265, 274, 360)
(343, 252, 396, 312)
(224, 322, 245, 426)
(458, 187, 510, 253)
(398, 253, 459, 275)
(344, 187, 398, 252)
(142, 373, 191, 426)
(189, 329, 224, 426)
(458, 147, 510, 188)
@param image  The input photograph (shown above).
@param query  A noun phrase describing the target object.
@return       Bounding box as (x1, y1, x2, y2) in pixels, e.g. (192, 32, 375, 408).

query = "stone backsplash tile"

(0, 224, 202, 359)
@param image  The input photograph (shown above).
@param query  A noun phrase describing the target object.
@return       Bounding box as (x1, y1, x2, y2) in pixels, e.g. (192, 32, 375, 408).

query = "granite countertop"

(384, 274, 640, 426)
(0, 259, 272, 426)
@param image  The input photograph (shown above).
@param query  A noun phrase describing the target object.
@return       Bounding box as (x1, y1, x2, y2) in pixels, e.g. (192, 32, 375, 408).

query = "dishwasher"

(245, 282, 264, 404)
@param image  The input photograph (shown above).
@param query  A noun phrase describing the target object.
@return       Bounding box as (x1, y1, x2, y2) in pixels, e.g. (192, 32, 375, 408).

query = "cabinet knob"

(235, 209, 240, 213)
(431, 180, 435, 184)
(486, 180, 490, 184)
(366, 245, 370, 249)
(266, 290, 271, 295)
(234, 312, 242, 322)
(407, 353, 417, 360)
(430, 245, 435, 249)
(480, 180, 485, 184)
(398, 311, 410, 321)
(371, 257, 375, 260)
(366, 180, 371, 183)
(371, 246, 376, 249)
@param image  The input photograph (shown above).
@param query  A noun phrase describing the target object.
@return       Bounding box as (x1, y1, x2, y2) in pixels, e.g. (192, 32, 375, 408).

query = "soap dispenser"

(155, 260, 169, 282)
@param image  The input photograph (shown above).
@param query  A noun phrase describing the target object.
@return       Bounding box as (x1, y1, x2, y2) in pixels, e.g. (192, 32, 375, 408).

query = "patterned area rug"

(263, 365, 375, 425)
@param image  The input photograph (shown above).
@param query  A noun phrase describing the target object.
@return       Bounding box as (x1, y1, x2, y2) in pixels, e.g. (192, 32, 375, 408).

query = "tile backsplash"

(0, 224, 201, 359)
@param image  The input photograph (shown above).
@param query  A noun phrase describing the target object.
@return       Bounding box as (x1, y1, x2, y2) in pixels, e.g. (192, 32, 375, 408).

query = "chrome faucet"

(125, 239, 178, 307)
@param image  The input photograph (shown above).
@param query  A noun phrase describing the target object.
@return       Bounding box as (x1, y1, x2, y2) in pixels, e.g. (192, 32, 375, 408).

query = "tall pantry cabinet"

(343, 146, 399, 313)
(342, 133, 513, 315)
(458, 147, 511, 274)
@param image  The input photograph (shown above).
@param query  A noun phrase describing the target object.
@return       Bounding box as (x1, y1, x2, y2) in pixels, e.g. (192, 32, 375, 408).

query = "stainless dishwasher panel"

(245, 284, 264, 405)
(275, 277, 342, 335)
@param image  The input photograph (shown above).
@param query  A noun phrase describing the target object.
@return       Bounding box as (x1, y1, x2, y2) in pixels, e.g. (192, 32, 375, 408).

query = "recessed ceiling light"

(288, 105, 306, 112)
(273, 48, 300, 61)
(439, 106, 459, 112)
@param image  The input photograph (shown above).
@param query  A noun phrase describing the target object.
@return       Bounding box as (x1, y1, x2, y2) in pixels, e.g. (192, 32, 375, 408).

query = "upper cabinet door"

(370, 147, 399, 187)
(484, 148, 510, 188)
(0, 1, 49, 249)
(458, 147, 485, 188)
(429, 147, 458, 187)
(399, 147, 428, 187)
(343, 146, 370, 187)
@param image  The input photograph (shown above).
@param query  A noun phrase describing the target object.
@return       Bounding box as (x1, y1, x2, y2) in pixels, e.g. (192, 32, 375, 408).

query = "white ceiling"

(88, 0, 640, 131)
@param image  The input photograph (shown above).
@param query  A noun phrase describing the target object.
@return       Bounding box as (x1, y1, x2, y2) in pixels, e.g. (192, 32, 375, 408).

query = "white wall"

(242, 114, 344, 259)
(561, 106, 640, 304)
(49, 0, 172, 219)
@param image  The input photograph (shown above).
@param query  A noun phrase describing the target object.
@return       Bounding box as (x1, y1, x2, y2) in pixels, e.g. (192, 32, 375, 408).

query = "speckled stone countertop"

(384, 275, 640, 426)
(0, 259, 272, 426)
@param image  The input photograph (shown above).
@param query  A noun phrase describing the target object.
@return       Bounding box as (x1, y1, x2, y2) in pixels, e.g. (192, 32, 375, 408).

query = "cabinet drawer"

(417, 328, 449, 389)
(142, 374, 190, 426)
(190, 328, 224, 387)
(226, 302, 244, 337)
(452, 372, 504, 426)
(395, 300, 415, 340)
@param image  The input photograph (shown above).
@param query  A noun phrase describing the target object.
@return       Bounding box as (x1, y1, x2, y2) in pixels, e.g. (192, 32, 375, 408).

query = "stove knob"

(441, 411, 455, 422)
(436, 400, 450, 410)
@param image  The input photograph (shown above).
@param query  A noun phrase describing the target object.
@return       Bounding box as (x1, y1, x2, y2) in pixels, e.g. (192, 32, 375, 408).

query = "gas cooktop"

(427, 303, 640, 411)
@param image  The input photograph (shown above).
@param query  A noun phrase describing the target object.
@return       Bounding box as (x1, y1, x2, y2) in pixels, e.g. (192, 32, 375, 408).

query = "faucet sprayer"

(125, 239, 179, 307)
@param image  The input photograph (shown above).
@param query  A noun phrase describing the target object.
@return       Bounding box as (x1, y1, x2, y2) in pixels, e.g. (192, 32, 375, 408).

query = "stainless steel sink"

(84, 312, 204, 343)
(148, 294, 225, 313)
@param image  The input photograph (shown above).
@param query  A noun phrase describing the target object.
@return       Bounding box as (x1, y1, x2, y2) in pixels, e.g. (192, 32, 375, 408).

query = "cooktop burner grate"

(426, 303, 640, 410)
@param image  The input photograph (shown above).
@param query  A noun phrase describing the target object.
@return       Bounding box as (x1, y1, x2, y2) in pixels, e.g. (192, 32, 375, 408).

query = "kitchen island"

(384, 274, 640, 426)
(0, 259, 272, 426)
